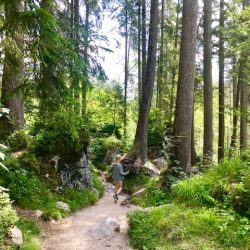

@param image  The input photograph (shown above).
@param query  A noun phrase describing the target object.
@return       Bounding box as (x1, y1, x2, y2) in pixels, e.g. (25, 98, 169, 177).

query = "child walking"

(112, 154, 129, 204)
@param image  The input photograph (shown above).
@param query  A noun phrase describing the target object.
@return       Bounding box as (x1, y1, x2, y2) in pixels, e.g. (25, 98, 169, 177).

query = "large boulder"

(143, 161, 160, 176)
(87, 217, 120, 238)
(59, 151, 92, 189)
(10, 226, 23, 246)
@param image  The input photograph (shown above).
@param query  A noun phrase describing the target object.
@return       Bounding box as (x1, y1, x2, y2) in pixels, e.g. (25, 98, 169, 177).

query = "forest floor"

(40, 182, 136, 250)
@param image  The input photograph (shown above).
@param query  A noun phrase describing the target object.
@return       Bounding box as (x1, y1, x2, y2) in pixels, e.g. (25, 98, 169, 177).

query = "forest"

(0, 0, 249, 249)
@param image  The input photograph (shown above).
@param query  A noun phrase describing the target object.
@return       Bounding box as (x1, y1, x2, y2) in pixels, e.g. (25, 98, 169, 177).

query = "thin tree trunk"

(82, 0, 89, 116)
(229, 60, 241, 156)
(240, 0, 250, 155)
(169, 0, 180, 123)
(125, 0, 159, 171)
(173, 0, 198, 174)
(218, 0, 225, 161)
(1, 0, 25, 130)
(203, 0, 213, 164)
(73, 0, 80, 113)
(138, 0, 142, 105)
(141, 0, 147, 86)
(157, 0, 165, 110)
(124, 0, 129, 139)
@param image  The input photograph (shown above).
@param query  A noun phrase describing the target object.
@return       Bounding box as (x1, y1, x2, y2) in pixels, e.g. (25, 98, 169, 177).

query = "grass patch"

(128, 158, 250, 249)
(130, 177, 170, 207)
(128, 204, 250, 250)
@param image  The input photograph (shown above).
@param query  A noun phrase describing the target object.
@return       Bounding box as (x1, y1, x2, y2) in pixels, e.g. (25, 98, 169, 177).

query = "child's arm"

(118, 164, 129, 176)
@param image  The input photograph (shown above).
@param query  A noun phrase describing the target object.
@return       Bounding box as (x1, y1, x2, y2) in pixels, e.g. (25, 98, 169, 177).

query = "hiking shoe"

(113, 194, 118, 204)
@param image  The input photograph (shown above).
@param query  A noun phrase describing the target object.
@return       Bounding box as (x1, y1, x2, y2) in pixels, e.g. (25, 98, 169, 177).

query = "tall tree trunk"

(124, 0, 129, 139)
(82, 0, 89, 116)
(173, 0, 198, 174)
(203, 0, 213, 164)
(1, 0, 25, 130)
(138, 0, 142, 104)
(218, 0, 225, 161)
(169, 0, 180, 123)
(73, 0, 80, 113)
(157, 0, 165, 110)
(240, 0, 250, 155)
(125, 0, 159, 171)
(141, 0, 147, 86)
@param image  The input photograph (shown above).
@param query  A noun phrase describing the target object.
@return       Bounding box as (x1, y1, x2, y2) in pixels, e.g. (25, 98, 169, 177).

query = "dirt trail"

(41, 183, 136, 250)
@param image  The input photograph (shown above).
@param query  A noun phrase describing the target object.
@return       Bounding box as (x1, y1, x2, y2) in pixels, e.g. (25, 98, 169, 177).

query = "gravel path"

(41, 183, 136, 250)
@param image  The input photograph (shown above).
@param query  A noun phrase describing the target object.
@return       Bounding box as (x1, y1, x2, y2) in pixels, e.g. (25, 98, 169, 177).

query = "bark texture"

(1, 0, 25, 130)
(173, 0, 198, 174)
(218, 0, 225, 161)
(203, 0, 213, 163)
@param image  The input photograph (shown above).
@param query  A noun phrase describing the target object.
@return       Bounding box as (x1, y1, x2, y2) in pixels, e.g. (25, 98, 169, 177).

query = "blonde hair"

(115, 154, 123, 162)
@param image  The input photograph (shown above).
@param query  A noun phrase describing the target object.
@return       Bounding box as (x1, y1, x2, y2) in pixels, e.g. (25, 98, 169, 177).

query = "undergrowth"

(128, 158, 250, 249)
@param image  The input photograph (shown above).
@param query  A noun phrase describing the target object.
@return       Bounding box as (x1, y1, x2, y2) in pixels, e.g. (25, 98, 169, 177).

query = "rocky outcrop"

(59, 151, 92, 189)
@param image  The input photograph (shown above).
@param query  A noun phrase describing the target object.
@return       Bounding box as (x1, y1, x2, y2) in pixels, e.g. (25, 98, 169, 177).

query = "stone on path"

(87, 217, 120, 238)
(10, 226, 23, 245)
(55, 201, 70, 212)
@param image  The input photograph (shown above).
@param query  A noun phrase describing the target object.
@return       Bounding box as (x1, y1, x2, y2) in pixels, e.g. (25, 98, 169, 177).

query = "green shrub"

(128, 204, 250, 250)
(0, 187, 18, 246)
(90, 135, 121, 170)
(172, 158, 250, 215)
(131, 178, 170, 207)
(123, 170, 150, 194)
(32, 111, 89, 159)
(16, 218, 40, 250)
(7, 130, 29, 151)
(18, 152, 40, 173)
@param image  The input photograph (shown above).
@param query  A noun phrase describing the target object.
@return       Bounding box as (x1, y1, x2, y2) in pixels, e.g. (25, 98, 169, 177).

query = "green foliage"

(16, 218, 40, 250)
(1, 153, 103, 220)
(90, 135, 121, 170)
(131, 178, 170, 207)
(148, 108, 165, 147)
(7, 130, 29, 152)
(128, 204, 250, 250)
(172, 158, 250, 215)
(31, 111, 89, 158)
(0, 187, 18, 246)
(123, 170, 150, 194)
(18, 152, 40, 173)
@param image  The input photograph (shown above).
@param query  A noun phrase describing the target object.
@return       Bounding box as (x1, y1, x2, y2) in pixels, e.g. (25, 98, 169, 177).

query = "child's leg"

(116, 181, 123, 195)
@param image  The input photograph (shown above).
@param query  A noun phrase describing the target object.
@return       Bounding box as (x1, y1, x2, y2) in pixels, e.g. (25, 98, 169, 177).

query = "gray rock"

(55, 201, 70, 212)
(10, 226, 23, 245)
(60, 152, 92, 189)
(91, 188, 100, 199)
(131, 188, 146, 198)
(152, 157, 168, 171)
(87, 217, 120, 238)
(143, 161, 160, 176)
(103, 148, 120, 165)
(34, 210, 43, 219)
